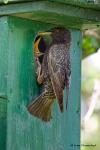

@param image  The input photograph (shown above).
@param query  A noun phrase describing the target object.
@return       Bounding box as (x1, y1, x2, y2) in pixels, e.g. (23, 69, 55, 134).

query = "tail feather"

(27, 93, 54, 122)
(39, 98, 53, 121)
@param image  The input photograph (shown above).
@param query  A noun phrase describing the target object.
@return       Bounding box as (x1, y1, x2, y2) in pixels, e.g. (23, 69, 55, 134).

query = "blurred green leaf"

(82, 35, 100, 58)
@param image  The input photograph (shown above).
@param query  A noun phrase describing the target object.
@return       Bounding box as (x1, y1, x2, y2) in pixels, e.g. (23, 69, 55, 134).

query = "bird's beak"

(38, 32, 52, 36)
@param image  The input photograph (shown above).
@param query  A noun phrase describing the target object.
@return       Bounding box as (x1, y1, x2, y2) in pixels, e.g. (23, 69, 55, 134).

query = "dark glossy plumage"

(28, 28, 71, 122)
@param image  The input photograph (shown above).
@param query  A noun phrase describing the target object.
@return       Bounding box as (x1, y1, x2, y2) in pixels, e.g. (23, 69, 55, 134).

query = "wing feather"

(48, 45, 65, 112)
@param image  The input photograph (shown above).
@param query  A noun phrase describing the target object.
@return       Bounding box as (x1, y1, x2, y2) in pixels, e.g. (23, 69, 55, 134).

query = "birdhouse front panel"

(4, 16, 81, 150)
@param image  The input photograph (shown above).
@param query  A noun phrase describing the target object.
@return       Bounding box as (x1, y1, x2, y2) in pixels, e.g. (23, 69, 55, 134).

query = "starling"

(27, 27, 71, 122)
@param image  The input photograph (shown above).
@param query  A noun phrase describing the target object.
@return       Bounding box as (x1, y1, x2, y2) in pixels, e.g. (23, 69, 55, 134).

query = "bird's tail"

(27, 93, 54, 122)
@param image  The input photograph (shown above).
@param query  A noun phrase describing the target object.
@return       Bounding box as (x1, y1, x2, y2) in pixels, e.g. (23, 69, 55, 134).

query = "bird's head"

(38, 27, 71, 44)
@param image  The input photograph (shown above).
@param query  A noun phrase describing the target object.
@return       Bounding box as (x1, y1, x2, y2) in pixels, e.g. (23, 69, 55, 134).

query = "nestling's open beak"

(38, 32, 52, 36)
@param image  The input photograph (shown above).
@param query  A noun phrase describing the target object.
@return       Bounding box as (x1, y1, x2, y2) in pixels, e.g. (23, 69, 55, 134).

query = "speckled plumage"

(28, 28, 71, 122)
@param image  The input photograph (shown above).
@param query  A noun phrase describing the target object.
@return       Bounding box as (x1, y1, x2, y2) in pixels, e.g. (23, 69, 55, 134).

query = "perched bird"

(28, 27, 71, 122)
(28, 34, 55, 121)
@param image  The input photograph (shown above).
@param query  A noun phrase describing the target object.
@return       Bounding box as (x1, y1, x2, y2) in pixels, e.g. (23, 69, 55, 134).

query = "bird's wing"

(65, 50, 71, 109)
(48, 45, 65, 112)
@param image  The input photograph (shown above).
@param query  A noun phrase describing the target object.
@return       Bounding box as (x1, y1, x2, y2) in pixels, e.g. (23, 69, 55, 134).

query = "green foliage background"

(81, 28, 100, 150)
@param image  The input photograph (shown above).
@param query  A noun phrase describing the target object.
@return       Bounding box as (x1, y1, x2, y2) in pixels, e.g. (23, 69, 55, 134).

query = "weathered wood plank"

(0, 99, 7, 150)
(0, 17, 8, 97)
(0, 0, 100, 9)
(0, 1, 99, 29)
(0, 0, 32, 4)
(0, 17, 8, 150)
(50, 0, 100, 10)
